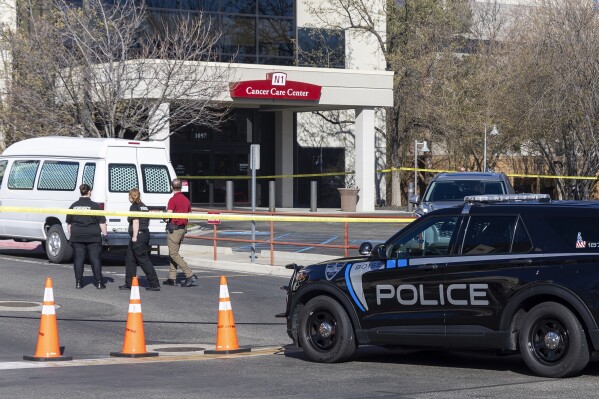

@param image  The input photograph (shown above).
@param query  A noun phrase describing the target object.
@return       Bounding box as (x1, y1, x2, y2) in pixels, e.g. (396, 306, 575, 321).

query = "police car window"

(82, 163, 96, 189)
(544, 216, 599, 251)
(108, 164, 138, 193)
(387, 216, 458, 258)
(511, 218, 533, 253)
(141, 165, 171, 194)
(37, 161, 79, 191)
(8, 160, 39, 190)
(0, 160, 7, 187)
(461, 216, 518, 255)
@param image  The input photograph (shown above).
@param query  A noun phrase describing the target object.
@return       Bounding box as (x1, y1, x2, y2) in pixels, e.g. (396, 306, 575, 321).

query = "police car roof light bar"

(464, 193, 551, 203)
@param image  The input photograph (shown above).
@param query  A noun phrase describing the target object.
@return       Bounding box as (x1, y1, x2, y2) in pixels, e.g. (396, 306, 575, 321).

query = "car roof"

(432, 172, 507, 182)
(426, 200, 599, 217)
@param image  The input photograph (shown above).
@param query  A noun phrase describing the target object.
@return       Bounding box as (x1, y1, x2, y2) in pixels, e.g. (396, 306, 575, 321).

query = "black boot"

(76, 280, 83, 289)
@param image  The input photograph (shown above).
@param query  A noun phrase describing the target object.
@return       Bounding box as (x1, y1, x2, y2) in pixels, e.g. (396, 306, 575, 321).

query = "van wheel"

(519, 302, 590, 377)
(46, 225, 73, 263)
(297, 295, 356, 363)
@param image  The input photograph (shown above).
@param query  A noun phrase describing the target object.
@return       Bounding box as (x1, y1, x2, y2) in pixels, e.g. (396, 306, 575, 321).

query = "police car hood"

(416, 200, 464, 216)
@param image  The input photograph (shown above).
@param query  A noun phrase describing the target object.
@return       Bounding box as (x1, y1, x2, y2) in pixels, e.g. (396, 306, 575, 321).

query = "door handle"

(418, 264, 439, 270)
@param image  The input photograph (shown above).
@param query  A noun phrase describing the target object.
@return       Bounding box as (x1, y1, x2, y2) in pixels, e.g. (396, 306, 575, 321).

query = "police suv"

(280, 194, 599, 378)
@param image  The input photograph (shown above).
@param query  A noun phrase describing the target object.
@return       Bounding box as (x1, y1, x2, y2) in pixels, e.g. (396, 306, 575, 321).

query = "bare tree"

(0, 0, 232, 146)
(500, 0, 599, 199)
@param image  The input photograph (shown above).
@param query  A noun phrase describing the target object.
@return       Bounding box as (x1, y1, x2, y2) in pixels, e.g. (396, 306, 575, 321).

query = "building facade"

(0, 0, 393, 211)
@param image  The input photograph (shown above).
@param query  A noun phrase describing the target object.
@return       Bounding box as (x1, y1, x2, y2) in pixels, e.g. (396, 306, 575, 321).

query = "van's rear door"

(105, 146, 138, 237)
(136, 147, 173, 233)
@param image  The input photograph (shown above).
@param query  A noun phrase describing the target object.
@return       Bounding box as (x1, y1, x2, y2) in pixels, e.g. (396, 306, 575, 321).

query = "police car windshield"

(424, 180, 506, 202)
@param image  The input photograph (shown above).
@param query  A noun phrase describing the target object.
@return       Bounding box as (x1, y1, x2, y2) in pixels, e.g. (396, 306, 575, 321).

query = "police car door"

(356, 215, 460, 346)
(444, 214, 536, 348)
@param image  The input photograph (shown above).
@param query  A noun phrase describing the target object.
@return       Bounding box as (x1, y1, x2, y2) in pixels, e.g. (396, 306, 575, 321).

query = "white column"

(149, 102, 170, 155)
(275, 111, 294, 207)
(355, 107, 375, 212)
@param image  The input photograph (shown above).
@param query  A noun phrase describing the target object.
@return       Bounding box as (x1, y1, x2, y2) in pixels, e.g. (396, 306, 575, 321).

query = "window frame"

(37, 160, 79, 192)
(141, 164, 172, 194)
(7, 160, 40, 190)
(108, 163, 139, 193)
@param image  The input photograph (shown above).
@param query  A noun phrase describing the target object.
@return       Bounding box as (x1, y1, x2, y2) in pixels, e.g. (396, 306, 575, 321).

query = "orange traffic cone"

(205, 276, 250, 354)
(23, 277, 72, 361)
(110, 277, 158, 358)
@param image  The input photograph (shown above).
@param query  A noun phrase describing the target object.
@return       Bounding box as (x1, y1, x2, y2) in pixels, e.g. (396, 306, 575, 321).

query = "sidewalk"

(177, 206, 413, 277)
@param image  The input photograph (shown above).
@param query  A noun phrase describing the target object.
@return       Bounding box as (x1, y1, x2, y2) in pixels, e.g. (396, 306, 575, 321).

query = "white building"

(0, 0, 393, 211)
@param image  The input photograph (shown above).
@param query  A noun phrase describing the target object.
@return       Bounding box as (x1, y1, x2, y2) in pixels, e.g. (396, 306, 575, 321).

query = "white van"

(0, 136, 176, 263)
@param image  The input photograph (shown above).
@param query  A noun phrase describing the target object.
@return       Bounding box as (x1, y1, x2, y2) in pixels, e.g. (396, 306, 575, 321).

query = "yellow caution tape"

(180, 167, 597, 181)
(0, 206, 415, 224)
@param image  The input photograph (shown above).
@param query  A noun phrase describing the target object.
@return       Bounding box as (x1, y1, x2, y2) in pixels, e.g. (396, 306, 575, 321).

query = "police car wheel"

(46, 225, 73, 264)
(297, 295, 356, 363)
(519, 302, 590, 378)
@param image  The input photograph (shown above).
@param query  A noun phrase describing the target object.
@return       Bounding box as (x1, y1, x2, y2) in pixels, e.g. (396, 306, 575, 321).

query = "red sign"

(207, 211, 221, 225)
(230, 72, 322, 101)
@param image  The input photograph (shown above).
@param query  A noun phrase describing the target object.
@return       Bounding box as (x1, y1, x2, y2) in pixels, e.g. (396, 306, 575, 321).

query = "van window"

(8, 160, 39, 190)
(142, 164, 171, 194)
(83, 163, 96, 188)
(0, 160, 7, 187)
(38, 161, 79, 191)
(109, 164, 138, 192)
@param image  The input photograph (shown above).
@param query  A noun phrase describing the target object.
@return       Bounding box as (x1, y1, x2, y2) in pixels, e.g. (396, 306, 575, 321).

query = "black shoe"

(146, 285, 161, 291)
(163, 279, 176, 286)
(96, 281, 106, 289)
(119, 285, 131, 290)
(181, 274, 198, 287)
(76, 280, 83, 289)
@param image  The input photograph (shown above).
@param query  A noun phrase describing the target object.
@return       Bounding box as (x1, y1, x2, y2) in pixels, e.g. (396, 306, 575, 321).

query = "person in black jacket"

(67, 184, 108, 289)
(119, 188, 161, 291)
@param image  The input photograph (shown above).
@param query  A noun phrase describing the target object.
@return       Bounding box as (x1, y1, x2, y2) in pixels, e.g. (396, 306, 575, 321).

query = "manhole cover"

(153, 347, 205, 353)
(0, 300, 60, 312)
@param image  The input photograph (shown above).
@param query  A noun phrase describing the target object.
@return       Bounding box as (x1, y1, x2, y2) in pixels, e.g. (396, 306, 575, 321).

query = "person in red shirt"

(164, 178, 197, 287)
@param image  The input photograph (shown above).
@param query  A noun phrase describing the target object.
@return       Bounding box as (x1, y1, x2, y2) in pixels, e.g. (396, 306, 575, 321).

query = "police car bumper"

(106, 232, 168, 246)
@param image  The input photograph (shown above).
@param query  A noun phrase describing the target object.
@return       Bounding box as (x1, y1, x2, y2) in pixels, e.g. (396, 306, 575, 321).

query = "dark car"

(279, 194, 599, 378)
(410, 172, 515, 216)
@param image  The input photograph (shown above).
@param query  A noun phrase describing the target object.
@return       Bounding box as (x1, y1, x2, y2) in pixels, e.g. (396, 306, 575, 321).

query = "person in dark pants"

(119, 188, 161, 291)
(67, 184, 108, 289)
(164, 178, 197, 287)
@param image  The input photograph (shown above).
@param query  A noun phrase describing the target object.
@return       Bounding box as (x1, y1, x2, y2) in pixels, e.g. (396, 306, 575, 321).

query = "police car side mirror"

(370, 244, 388, 260)
(408, 195, 420, 205)
(359, 242, 373, 256)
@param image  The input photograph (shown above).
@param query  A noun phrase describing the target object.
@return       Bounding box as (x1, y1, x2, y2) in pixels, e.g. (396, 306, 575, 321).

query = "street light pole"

(483, 125, 498, 172)
(414, 140, 429, 196)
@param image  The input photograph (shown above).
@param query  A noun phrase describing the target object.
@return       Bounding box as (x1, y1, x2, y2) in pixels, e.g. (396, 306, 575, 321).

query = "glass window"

(145, 0, 179, 9)
(222, 0, 256, 14)
(387, 216, 459, 258)
(8, 160, 39, 190)
(179, 0, 219, 11)
(0, 160, 7, 187)
(544, 216, 599, 251)
(258, 0, 293, 17)
(221, 16, 256, 55)
(512, 218, 533, 253)
(82, 163, 96, 189)
(37, 161, 79, 191)
(109, 164, 139, 193)
(297, 28, 345, 68)
(258, 18, 293, 57)
(461, 216, 519, 255)
(142, 165, 172, 194)
(424, 180, 506, 202)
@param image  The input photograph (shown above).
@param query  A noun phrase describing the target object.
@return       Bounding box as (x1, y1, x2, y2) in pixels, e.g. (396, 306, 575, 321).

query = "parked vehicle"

(0, 137, 175, 263)
(410, 172, 515, 216)
(281, 194, 599, 378)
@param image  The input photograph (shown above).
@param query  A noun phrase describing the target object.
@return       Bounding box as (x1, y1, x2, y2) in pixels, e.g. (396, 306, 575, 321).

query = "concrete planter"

(338, 187, 359, 212)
